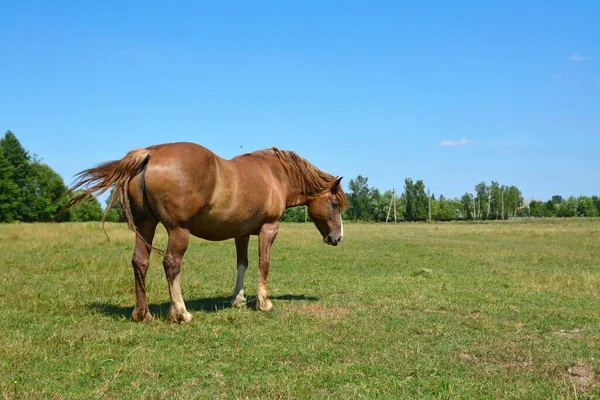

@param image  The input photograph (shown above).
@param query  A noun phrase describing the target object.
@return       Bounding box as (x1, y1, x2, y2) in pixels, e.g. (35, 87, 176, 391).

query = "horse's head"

(307, 177, 347, 246)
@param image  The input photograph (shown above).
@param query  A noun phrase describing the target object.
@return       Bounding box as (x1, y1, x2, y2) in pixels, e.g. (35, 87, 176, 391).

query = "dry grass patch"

(288, 303, 353, 319)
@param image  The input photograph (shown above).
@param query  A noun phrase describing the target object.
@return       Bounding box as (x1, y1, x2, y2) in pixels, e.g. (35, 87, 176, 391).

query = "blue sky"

(1, 1, 598, 203)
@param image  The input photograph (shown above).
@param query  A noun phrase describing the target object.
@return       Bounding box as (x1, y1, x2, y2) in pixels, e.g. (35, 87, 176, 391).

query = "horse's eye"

(332, 203, 339, 210)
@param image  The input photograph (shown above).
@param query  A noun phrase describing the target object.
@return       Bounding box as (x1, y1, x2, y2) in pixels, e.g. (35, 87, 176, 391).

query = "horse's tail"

(58, 148, 162, 254)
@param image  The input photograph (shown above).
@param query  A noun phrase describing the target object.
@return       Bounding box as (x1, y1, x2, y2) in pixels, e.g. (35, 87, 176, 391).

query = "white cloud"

(569, 52, 593, 61)
(437, 138, 474, 147)
(549, 72, 581, 85)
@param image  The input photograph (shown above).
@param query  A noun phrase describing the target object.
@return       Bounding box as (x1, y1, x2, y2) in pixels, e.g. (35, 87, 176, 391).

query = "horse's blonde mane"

(251, 148, 348, 209)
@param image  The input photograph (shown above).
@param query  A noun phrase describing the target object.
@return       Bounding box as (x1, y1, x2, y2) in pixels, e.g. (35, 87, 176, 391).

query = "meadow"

(0, 219, 598, 399)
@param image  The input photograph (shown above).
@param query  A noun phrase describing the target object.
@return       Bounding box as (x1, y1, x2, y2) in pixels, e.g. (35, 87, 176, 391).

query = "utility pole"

(501, 189, 504, 221)
(428, 189, 432, 222)
(386, 189, 396, 224)
(394, 191, 397, 223)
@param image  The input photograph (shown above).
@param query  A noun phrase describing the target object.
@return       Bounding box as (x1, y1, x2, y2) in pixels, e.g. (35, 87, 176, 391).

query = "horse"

(62, 142, 347, 323)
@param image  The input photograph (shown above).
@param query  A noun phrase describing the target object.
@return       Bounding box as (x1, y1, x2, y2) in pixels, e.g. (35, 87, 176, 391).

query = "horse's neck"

(283, 174, 306, 207)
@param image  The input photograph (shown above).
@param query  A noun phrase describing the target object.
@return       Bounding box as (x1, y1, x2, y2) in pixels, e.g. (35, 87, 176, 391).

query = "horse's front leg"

(232, 235, 250, 308)
(257, 222, 279, 312)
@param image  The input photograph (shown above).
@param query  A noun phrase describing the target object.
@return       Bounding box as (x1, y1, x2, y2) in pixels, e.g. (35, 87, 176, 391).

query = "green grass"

(0, 219, 599, 399)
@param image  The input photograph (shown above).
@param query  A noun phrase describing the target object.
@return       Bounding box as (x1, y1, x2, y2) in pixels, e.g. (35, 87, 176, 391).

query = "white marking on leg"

(168, 274, 192, 322)
(257, 282, 273, 312)
(232, 263, 247, 308)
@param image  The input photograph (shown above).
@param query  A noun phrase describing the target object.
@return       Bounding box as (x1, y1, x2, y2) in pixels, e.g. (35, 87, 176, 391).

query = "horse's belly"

(188, 213, 263, 241)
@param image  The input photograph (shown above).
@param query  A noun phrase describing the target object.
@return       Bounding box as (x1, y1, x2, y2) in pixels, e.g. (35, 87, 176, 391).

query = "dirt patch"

(567, 362, 597, 391)
(458, 351, 534, 371)
(459, 352, 479, 363)
(291, 303, 353, 319)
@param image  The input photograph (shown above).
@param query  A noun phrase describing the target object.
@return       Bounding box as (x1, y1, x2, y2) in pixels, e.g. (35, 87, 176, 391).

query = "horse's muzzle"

(324, 235, 342, 246)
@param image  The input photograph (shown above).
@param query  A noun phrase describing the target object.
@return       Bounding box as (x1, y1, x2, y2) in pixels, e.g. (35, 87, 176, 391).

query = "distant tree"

(26, 161, 69, 222)
(489, 181, 501, 219)
(543, 199, 558, 217)
(0, 130, 32, 220)
(557, 197, 578, 217)
(0, 146, 19, 222)
(281, 206, 308, 222)
(414, 180, 429, 221)
(104, 188, 126, 222)
(403, 178, 429, 221)
(436, 195, 460, 221)
(347, 175, 372, 221)
(577, 196, 598, 217)
(404, 178, 416, 221)
(504, 186, 523, 218)
(593, 196, 600, 216)
(460, 192, 475, 220)
(0, 130, 30, 188)
(551, 195, 564, 205)
(67, 190, 104, 221)
(474, 182, 489, 220)
(529, 200, 545, 218)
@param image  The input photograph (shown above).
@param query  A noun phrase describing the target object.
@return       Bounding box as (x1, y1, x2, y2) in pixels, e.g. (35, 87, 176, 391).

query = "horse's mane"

(251, 148, 348, 209)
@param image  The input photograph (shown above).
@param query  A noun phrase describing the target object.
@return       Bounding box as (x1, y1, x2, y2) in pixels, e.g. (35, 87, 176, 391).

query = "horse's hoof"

(231, 296, 248, 309)
(132, 310, 153, 322)
(168, 310, 193, 324)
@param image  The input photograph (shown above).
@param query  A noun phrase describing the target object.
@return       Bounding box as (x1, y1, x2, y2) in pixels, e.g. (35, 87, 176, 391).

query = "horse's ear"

(331, 177, 343, 193)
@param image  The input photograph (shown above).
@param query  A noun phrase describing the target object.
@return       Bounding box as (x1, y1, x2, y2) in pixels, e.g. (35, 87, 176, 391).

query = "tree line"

(1, 130, 598, 223)
(0, 130, 124, 223)
(283, 175, 600, 222)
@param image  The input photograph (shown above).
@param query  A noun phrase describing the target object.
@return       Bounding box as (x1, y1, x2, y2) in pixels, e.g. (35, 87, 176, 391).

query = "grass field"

(0, 219, 599, 399)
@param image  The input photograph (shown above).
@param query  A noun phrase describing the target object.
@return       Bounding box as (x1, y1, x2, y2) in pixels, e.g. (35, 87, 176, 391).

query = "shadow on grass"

(89, 294, 319, 320)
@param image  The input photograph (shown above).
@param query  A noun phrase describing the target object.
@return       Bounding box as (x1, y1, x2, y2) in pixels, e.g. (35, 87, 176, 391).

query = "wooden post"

(304, 206, 307, 223)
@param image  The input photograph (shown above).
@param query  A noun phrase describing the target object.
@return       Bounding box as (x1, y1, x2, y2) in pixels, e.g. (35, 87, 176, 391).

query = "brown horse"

(62, 142, 347, 323)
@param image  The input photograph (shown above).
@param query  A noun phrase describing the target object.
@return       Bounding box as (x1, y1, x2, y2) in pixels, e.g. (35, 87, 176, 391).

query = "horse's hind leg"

(163, 228, 193, 323)
(131, 219, 158, 322)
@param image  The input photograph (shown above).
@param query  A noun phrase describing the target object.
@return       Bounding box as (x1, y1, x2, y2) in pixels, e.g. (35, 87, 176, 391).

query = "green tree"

(577, 196, 598, 217)
(489, 181, 501, 219)
(404, 178, 416, 221)
(529, 200, 545, 217)
(557, 197, 578, 217)
(0, 147, 19, 222)
(543, 199, 557, 217)
(281, 206, 308, 222)
(0, 130, 33, 220)
(104, 188, 126, 222)
(551, 195, 564, 204)
(403, 178, 428, 221)
(436, 195, 460, 221)
(0, 130, 31, 188)
(504, 186, 523, 218)
(27, 161, 69, 222)
(460, 192, 475, 220)
(347, 175, 372, 221)
(67, 190, 104, 221)
(414, 180, 429, 221)
(474, 182, 490, 220)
